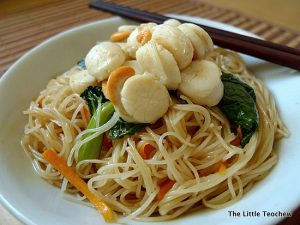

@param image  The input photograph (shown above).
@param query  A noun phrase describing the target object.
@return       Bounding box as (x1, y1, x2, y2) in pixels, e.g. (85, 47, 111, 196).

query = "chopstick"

(89, 0, 300, 71)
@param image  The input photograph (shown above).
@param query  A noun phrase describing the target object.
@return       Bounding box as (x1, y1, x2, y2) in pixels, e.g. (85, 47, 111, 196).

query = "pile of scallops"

(69, 19, 224, 124)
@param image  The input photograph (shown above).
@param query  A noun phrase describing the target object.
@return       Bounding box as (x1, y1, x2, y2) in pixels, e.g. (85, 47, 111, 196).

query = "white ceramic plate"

(0, 16, 299, 225)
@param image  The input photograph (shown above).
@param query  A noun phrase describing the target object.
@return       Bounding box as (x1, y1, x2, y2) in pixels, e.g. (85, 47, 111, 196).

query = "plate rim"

(0, 15, 297, 225)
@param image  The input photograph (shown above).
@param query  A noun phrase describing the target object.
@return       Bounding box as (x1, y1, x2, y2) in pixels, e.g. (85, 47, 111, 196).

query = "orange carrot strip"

(198, 162, 221, 177)
(225, 155, 237, 166)
(82, 106, 90, 124)
(138, 143, 156, 160)
(218, 162, 227, 174)
(230, 137, 241, 147)
(157, 177, 169, 186)
(38, 97, 44, 107)
(42, 150, 114, 222)
(156, 179, 176, 201)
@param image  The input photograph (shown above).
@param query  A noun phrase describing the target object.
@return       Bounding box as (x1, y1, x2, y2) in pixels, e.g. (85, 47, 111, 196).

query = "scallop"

(179, 60, 223, 106)
(85, 42, 126, 81)
(151, 24, 193, 69)
(178, 23, 213, 59)
(136, 41, 181, 90)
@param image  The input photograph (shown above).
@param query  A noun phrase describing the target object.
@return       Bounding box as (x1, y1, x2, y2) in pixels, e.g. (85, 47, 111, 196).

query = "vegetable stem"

(156, 179, 176, 201)
(78, 102, 114, 161)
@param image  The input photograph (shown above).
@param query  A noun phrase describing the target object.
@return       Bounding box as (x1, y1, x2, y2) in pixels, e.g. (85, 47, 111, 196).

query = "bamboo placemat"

(0, 0, 299, 224)
(1, 0, 300, 76)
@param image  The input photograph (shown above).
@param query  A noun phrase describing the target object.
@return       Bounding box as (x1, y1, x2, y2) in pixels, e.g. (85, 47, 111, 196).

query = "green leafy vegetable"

(219, 72, 258, 147)
(77, 58, 86, 69)
(80, 86, 108, 115)
(78, 101, 115, 161)
(78, 86, 113, 161)
(108, 119, 147, 140)
(79, 86, 147, 160)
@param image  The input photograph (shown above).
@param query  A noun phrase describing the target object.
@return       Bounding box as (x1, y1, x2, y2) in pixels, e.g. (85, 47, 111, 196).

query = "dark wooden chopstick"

(90, 1, 300, 55)
(89, 0, 300, 71)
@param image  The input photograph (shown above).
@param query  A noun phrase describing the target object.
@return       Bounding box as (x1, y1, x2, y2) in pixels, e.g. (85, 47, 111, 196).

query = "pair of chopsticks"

(89, 0, 300, 71)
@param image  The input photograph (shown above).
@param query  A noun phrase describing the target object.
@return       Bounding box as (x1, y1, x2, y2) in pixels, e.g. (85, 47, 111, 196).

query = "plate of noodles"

(0, 15, 299, 225)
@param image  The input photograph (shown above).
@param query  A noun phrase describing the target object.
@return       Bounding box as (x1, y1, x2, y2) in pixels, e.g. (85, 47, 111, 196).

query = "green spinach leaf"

(108, 119, 147, 140)
(80, 86, 108, 115)
(219, 72, 258, 147)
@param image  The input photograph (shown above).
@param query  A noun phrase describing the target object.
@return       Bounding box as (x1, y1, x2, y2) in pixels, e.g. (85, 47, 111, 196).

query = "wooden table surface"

(0, 0, 299, 224)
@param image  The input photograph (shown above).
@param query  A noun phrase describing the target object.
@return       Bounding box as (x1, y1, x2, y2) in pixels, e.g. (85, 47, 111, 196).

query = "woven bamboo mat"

(1, 0, 300, 76)
(0, 0, 299, 224)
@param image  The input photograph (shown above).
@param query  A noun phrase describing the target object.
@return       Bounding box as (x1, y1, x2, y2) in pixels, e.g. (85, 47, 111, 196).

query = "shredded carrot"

(103, 134, 112, 150)
(156, 179, 176, 201)
(42, 150, 114, 222)
(218, 162, 227, 174)
(198, 161, 228, 176)
(230, 136, 241, 146)
(198, 162, 221, 177)
(225, 155, 237, 166)
(37, 97, 44, 107)
(138, 143, 156, 160)
(82, 106, 90, 124)
(157, 177, 169, 186)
